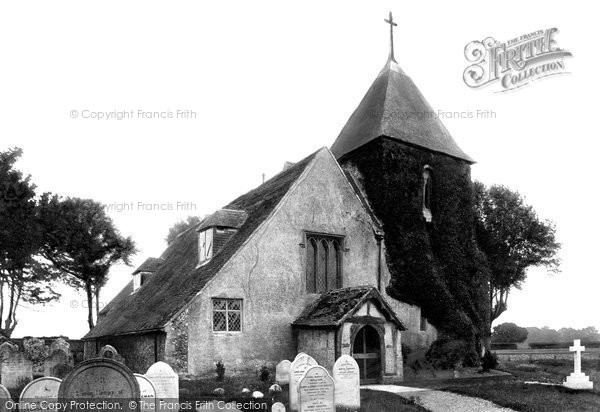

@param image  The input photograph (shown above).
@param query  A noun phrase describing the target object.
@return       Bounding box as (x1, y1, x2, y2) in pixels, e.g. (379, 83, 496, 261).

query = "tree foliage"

(526, 326, 600, 343)
(165, 215, 202, 245)
(0, 148, 62, 338)
(473, 182, 560, 325)
(492, 322, 528, 343)
(39, 195, 137, 329)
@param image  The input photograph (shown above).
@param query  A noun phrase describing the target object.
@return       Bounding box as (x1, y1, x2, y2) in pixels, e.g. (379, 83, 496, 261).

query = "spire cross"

(384, 11, 398, 62)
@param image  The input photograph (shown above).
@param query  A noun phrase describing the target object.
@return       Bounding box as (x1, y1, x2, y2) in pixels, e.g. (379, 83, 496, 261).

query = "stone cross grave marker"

(289, 354, 318, 412)
(57, 358, 140, 412)
(1, 350, 33, 390)
(298, 365, 334, 412)
(145, 361, 179, 412)
(333, 355, 360, 410)
(0, 384, 11, 412)
(563, 339, 594, 389)
(276, 360, 291, 385)
(134, 373, 157, 412)
(19, 376, 61, 410)
(271, 401, 286, 412)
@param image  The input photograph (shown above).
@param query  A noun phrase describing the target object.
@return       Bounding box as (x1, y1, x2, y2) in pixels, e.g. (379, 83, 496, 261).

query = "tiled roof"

(84, 150, 318, 339)
(197, 209, 247, 231)
(132, 257, 164, 274)
(293, 286, 406, 330)
(331, 58, 474, 163)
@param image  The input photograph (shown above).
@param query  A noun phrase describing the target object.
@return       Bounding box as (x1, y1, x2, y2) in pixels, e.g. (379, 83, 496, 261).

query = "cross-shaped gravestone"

(384, 11, 397, 61)
(563, 339, 593, 390)
(570, 339, 584, 374)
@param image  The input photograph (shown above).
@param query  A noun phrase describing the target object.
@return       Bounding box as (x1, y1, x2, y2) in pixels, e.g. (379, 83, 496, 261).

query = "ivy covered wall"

(341, 138, 490, 352)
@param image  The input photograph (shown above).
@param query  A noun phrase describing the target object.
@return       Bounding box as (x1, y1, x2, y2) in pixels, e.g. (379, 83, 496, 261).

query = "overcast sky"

(1, 1, 598, 338)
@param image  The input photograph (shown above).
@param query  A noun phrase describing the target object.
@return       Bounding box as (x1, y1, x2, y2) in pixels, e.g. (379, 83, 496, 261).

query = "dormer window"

(198, 228, 213, 264)
(422, 167, 433, 222)
(133, 273, 141, 292)
(131, 257, 162, 294)
(197, 209, 247, 266)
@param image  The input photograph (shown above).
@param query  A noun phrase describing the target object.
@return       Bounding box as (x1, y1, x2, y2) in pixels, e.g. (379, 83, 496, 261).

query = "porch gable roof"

(292, 286, 406, 330)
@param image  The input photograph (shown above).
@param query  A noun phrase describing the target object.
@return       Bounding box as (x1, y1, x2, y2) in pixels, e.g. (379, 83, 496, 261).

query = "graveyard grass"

(439, 359, 600, 411)
(180, 377, 426, 411)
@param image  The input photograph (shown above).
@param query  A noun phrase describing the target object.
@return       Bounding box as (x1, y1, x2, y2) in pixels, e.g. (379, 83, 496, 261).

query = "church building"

(83, 14, 476, 383)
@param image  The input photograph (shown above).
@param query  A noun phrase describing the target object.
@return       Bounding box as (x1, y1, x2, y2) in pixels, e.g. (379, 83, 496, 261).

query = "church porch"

(292, 286, 406, 383)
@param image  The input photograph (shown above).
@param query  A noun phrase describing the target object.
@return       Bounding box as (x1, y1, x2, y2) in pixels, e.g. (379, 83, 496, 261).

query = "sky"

(0, 1, 598, 338)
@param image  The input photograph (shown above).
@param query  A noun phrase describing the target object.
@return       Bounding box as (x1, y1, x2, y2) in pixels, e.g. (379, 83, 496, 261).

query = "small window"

(422, 167, 433, 222)
(132, 273, 141, 293)
(306, 234, 342, 293)
(212, 299, 242, 332)
(199, 229, 214, 264)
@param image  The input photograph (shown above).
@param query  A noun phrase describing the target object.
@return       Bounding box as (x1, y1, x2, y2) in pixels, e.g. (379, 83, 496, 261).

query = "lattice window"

(306, 234, 342, 293)
(212, 298, 242, 332)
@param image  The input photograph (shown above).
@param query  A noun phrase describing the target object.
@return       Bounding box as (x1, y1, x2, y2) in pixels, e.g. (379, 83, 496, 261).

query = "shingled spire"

(331, 13, 473, 163)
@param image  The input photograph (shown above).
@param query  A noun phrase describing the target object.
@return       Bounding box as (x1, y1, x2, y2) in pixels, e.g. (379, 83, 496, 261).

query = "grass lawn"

(180, 376, 425, 411)
(439, 359, 600, 411)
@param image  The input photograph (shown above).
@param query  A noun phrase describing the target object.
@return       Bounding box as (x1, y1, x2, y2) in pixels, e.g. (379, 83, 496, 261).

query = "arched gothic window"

(422, 167, 433, 222)
(306, 235, 342, 293)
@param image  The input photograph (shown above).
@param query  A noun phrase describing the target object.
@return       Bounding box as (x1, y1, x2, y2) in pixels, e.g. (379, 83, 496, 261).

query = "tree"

(474, 182, 560, 330)
(492, 322, 528, 343)
(39, 195, 136, 329)
(0, 148, 62, 337)
(165, 215, 202, 245)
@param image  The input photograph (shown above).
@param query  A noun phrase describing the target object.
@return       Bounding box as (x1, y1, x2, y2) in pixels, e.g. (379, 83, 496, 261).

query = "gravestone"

(298, 366, 334, 412)
(134, 373, 156, 412)
(44, 349, 72, 378)
(145, 361, 178, 412)
(1, 350, 33, 390)
(276, 360, 291, 385)
(0, 342, 18, 376)
(0, 384, 11, 412)
(289, 354, 318, 412)
(563, 339, 594, 389)
(98, 345, 125, 364)
(271, 402, 286, 412)
(333, 355, 360, 410)
(294, 352, 308, 361)
(50, 338, 70, 355)
(19, 376, 61, 410)
(57, 358, 140, 412)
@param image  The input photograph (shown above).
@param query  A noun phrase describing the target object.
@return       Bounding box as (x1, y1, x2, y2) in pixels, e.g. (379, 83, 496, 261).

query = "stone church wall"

(296, 329, 336, 370)
(83, 332, 166, 373)
(183, 149, 389, 376)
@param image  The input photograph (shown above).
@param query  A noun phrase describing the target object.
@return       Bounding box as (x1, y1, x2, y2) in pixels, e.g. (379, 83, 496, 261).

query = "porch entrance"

(352, 325, 382, 383)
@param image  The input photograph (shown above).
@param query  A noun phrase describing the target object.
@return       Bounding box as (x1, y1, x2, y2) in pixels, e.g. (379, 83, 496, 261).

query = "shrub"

(481, 351, 498, 372)
(215, 361, 225, 381)
(426, 338, 468, 370)
(259, 365, 270, 382)
(492, 323, 528, 343)
(401, 343, 412, 362)
(406, 349, 428, 374)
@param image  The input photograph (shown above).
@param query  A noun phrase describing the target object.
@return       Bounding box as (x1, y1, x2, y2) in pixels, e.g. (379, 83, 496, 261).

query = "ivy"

(342, 139, 490, 350)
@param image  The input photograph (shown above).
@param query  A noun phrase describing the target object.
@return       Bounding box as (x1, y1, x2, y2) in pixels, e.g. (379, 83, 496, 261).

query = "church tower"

(332, 13, 489, 351)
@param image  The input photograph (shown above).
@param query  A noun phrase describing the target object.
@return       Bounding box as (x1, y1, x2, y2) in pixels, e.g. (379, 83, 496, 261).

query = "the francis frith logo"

(463, 28, 572, 92)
